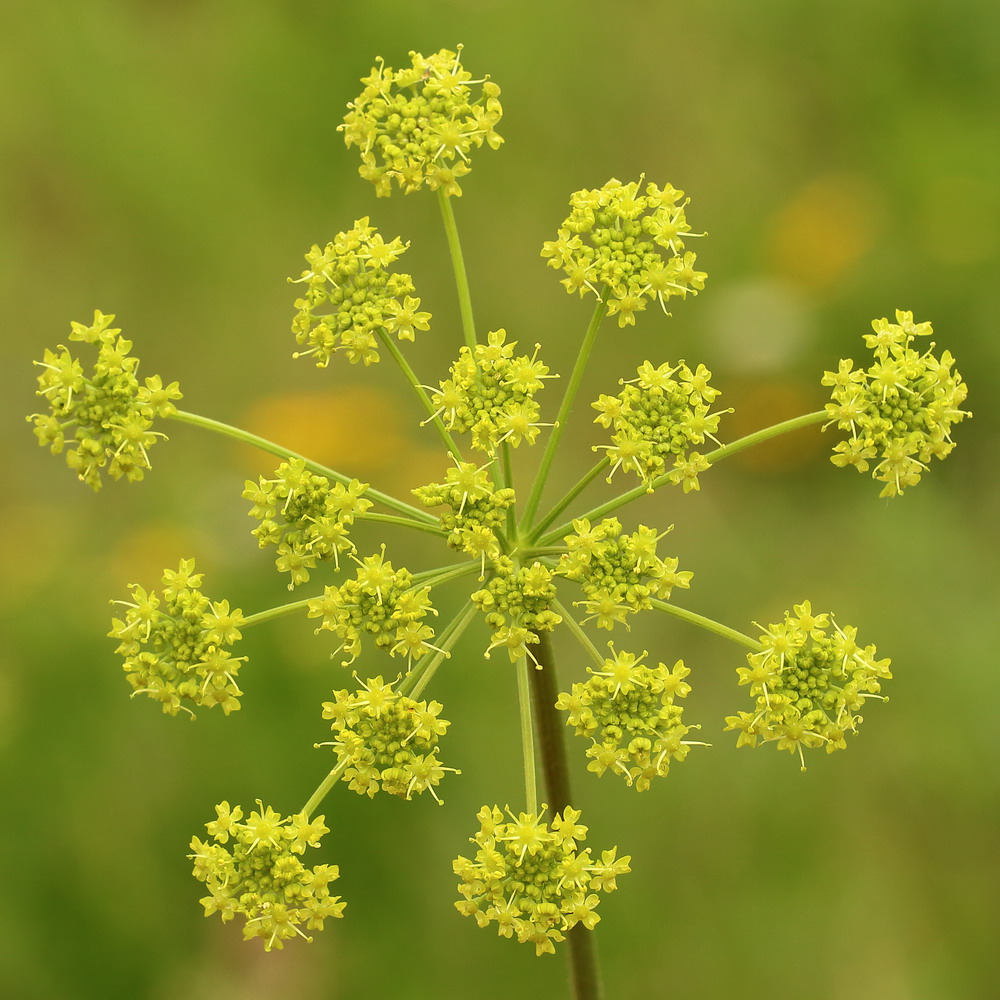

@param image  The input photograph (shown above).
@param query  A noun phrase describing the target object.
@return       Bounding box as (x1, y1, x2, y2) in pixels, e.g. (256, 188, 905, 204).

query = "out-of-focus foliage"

(2, 1, 998, 998)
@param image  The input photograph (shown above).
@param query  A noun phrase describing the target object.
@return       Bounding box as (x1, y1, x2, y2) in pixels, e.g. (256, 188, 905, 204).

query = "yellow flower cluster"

(542, 178, 706, 327)
(593, 360, 726, 491)
(557, 518, 693, 629)
(244, 459, 371, 587)
(307, 547, 437, 667)
(413, 462, 514, 570)
(29, 310, 181, 489)
(472, 558, 562, 662)
(109, 559, 246, 717)
(289, 218, 428, 367)
(724, 602, 892, 768)
(453, 805, 630, 955)
(341, 46, 503, 198)
(190, 801, 344, 951)
(823, 310, 970, 497)
(556, 647, 701, 791)
(430, 329, 555, 455)
(319, 676, 457, 801)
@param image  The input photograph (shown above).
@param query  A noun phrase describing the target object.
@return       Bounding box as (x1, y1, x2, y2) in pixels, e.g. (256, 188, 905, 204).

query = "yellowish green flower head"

(823, 310, 970, 498)
(431, 329, 555, 454)
(556, 647, 702, 791)
(318, 675, 457, 802)
(189, 801, 344, 951)
(244, 460, 372, 588)
(724, 602, 892, 769)
(541, 178, 707, 327)
(593, 360, 727, 492)
(341, 45, 503, 198)
(29, 310, 181, 489)
(109, 559, 246, 717)
(307, 546, 437, 667)
(473, 557, 562, 663)
(453, 805, 630, 955)
(557, 518, 693, 630)
(413, 462, 515, 570)
(289, 218, 428, 367)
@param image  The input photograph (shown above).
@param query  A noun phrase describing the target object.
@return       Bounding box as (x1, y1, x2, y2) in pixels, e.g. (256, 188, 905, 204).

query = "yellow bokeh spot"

(727, 380, 825, 471)
(110, 523, 211, 591)
(241, 386, 407, 473)
(240, 386, 444, 495)
(767, 172, 883, 293)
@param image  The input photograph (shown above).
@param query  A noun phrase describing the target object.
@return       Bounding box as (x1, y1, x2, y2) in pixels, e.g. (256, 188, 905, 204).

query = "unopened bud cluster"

(557, 648, 700, 791)
(823, 310, 970, 497)
(308, 547, 437, 666)
(29, 310, 181, 489)
(725, 602, 892, 767)
(109, 558, 246, 717)
(319, 675, 456, 801)
(557, 518, 693, 629)
(289, 218, 428, 367)
(244, 459, 371, 587)
(453, 805, 630, 955)
(189, 801, 344, 951)
(340, 45, 503, 198)
(541, 178, 707, 326)
(431, 330, 554, 454)
(593, 360, 725, 491)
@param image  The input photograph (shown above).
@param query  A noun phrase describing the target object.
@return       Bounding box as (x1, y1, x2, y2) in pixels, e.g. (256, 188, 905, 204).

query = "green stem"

(374, 328, 463, 461)
(649, 598, 762, 651)
(241, 598, 311, 628)
(168, 409, 437, 526)
(530, 457, 609, 542)
(530, 631, 603, 1000)
(537, 409, 827, 547)
(521, 296, 608, 532)
(501, 441, 517, 541)
(411, 561, 483, 589)
(552, 598, 605, 667)
(404, 601, 478, 699)
(517, 654, 538, 813)
(702, 409, 827, 465)
(437, 188, 477, 351)
(300, 758, 351, 820)
(362, 512, 448, 538)
(522, 546, 568, 559)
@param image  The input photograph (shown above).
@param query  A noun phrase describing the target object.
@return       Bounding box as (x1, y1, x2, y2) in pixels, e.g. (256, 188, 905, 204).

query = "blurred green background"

(2, 1, 998, 998)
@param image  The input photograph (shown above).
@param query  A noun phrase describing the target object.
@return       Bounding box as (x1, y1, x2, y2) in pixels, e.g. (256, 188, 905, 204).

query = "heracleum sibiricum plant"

(29, 44, 971, 998)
